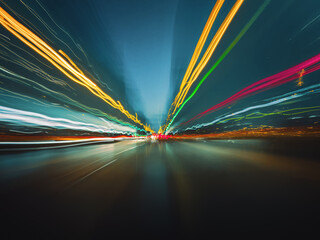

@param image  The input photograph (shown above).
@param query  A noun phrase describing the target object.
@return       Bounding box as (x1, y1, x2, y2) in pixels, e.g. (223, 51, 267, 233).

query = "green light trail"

(165, 0, 271, 133)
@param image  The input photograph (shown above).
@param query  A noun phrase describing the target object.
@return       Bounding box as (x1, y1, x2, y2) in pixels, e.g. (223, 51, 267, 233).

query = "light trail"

(164, 0, 244, 132)
(0, 138, 138, 151)
(0, 65, 147, 133)
(0, 138, 116, 145)
(165, 0, 224, 123)
(172, 125, 320, 139)
(170, 83, 320, 134)
(164, 0, 270, 133)
(0, 6, 153, 132)
(182, 53, 320, 126)
(172, 0, 244, 113)
(218, 106, 320, 124)
(0, 105, 137, 135)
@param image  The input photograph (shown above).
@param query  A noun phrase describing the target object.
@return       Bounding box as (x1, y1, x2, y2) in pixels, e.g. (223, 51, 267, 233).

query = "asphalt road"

(1, 138, 320, 238)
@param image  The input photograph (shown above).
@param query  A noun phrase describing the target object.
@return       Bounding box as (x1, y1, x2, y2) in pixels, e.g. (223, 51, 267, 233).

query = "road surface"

(1, 138, 320, 237)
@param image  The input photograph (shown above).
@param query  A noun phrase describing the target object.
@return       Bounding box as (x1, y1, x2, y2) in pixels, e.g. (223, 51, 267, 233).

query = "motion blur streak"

(0, 65, 145, 133)
(171, 85, 320, 134)
(0, 7, 153, 132)
(173, 83, 320, 133)
(184, 53, 320, 125)
(165, 0, 224, 122)
(0, 105, 136, 135)
(164, 0, 243, 131)
(185, 105, 320, 133)
(165, 0, 270, 133)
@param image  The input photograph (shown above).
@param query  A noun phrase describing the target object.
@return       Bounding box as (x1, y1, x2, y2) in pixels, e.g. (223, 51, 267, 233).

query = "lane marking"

(66, 142, 145, 188)
(72, 158, 118, 185)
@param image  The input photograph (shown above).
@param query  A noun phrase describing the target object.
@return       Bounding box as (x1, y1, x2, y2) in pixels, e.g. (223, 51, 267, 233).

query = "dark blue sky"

(94, 0, 179, 126)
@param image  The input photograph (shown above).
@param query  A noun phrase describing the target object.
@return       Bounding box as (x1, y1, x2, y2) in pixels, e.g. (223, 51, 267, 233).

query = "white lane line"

(73, 158, 119, 185)
(67, 142, 145, 188)
(0, 138, 115, 145)
(63, 143, 143, 177)
(0, 140, 115, 151)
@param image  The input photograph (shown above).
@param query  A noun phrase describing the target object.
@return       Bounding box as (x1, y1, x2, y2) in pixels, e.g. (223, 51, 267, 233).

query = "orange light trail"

(166, 0, 224, 122)
(170, 126, 320, 139)
(163, 0, 243, 132)
(0, 6, 153, 133)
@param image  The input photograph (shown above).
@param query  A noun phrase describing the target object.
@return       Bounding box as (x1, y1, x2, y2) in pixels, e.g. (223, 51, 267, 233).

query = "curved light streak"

(182, 53, 320, 126)
(164, 0, 270, 133)
(164, 0, 244, 132)
(0, 6, 153, 132)
(165, 0, 224, 123)
(171, 83, 320, 134)
(0, 105, 137, 135)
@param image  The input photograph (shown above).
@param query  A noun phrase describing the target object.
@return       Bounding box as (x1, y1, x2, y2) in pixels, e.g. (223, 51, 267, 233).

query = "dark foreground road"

(1, 138, 320, 238)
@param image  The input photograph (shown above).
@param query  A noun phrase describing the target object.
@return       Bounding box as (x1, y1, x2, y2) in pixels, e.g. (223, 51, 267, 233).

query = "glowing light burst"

(0, 6, 153, 133)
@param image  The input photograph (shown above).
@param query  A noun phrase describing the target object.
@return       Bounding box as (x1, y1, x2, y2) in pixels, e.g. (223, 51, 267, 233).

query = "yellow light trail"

(163, 0, 243, 132)
(174, 0, 244, 112)
(0, 6, 153, 132)
(166, 0, 224, 122)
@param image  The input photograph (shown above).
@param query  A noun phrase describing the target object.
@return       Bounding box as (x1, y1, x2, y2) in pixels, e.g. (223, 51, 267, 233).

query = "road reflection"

(1, 138, 320, 236)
